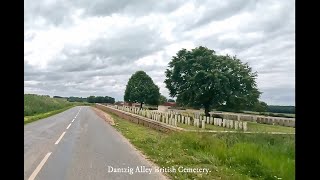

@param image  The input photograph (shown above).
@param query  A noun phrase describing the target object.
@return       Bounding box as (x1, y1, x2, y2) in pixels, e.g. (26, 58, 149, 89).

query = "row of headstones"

(114, 105, 191, 127)
(257, 117, 295, 127)
(193, 118, 247, 131)
(114, 105, 248, 130)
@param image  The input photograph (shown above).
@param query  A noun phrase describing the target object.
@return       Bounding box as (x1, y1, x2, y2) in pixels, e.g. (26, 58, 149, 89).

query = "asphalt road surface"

(24, 106, 168, 180)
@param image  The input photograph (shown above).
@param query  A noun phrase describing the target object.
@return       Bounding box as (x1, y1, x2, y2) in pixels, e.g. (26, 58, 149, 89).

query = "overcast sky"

(24, 0, 295, 106)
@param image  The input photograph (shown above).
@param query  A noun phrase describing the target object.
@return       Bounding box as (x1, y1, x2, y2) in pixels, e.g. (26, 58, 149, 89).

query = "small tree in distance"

(124, 71, 160, 109)
(159, 95, 168, 105)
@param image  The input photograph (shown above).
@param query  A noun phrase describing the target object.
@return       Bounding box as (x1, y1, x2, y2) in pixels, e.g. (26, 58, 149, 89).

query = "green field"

(24, 94, 74, 116)
(109, 112, 295, 180)
(24, 94, 91, 124)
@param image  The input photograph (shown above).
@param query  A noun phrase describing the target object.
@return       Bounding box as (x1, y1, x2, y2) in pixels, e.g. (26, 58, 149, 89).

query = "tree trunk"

(140, 102, 143, 110)
(204, 104, 210, 117)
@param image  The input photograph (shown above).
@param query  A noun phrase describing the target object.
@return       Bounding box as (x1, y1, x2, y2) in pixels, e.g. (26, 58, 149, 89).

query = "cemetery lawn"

(178, 122, 295, 134)
(110, 113, 295, 180)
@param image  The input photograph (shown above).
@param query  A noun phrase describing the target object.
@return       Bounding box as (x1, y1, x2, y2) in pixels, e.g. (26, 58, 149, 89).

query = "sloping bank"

(97, 104, 295, 180)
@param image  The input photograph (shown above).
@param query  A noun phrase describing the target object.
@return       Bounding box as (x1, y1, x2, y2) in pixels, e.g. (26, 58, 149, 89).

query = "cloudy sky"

(24, 0, 295, 106)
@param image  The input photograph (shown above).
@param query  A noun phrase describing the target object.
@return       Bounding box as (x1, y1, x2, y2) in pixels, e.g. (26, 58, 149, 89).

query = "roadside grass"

(178, 122, 295, 133)
(24, 105, 75, 124)
(24, 94, 73, 116)
(24, 94, 93, 124)
(108, 112, 295, 180)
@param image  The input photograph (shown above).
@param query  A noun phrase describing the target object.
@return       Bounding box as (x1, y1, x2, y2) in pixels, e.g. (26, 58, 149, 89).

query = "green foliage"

(159, 94, 168, 105)
(124, 71, 160, 106)
(67, 96, 87, 102)
(86, 96, 115, 103)
(24, 94, 73, 116)
(267, 105, 295, 114)
(110, 112, 295, 180)
(164, 46, 261, 115)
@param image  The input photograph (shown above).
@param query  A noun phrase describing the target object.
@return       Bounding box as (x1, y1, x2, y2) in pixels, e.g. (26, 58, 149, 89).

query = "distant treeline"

(66, 96, 115, 104)
(267, 105, 295, 114)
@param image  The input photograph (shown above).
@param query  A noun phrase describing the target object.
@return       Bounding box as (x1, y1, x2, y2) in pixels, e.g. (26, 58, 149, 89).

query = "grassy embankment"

(24, 94, 91, 124)
(106, 110, 295, 180)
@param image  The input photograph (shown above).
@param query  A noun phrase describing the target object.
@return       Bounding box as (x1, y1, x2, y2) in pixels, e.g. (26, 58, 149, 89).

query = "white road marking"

(66, 123, 72, 129)
(55, 132, 66, 145)
(28, 152, 52, 180)
(72, 118, 75, 122)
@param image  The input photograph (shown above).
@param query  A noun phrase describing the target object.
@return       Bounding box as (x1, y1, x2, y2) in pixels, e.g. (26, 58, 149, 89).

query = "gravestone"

(230, 120, 233, 129)
(235, 121, 239, 130)
(210, 117, 213, 124)
(239, 121, 243, 130)
(243, 122, 247, 131)
(202, 120, 206, 129)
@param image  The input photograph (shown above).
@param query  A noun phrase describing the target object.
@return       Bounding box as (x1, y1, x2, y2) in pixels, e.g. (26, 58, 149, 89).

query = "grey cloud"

(176, 0, 257, 32)
(24, 0, 185, 27)
(25, 0, 295, 105)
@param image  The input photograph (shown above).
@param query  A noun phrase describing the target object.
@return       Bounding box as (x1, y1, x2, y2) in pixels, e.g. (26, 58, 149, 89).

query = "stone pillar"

(174, 118, 177, 126)
(178, 115, 180, 123)
(202, 120, 206, 129)
(226, 120, 230, 128)
(187, 117, 191, 125)
(206, 117, 210, 124)
(223, 119, 226, 127)
(235, 121, 239, 130)
(218, 119, 222, 126)
(210, 117, 213, 124)
(243, 122, 247, 131)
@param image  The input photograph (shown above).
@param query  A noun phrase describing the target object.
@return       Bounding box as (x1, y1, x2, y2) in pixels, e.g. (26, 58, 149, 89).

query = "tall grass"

(110, 112, 295, 180)
(24, 94, 73, 116)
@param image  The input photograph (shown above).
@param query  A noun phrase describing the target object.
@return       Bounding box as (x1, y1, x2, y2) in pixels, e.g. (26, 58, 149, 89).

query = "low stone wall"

(95, 103, 184, 133)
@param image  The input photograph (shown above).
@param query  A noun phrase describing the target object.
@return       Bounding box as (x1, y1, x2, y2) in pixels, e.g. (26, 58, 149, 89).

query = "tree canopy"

(124, 71, 160, 108)
(164, 46, 261, 116)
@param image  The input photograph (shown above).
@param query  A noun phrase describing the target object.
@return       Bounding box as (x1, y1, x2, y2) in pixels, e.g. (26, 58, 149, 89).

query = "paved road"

(24, 106, 167, 180)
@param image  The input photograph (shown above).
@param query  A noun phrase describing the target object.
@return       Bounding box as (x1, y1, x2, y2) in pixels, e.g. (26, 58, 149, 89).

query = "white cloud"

(24, 0, 295, 105)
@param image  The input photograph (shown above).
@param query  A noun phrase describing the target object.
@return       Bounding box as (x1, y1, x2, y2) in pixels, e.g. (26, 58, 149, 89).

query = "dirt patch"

(91, 107, 115, 125)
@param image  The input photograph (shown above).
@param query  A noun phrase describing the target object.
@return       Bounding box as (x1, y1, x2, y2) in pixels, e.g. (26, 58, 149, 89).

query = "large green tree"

(124, 71, 160, 109)
(164, 46, 261, 116)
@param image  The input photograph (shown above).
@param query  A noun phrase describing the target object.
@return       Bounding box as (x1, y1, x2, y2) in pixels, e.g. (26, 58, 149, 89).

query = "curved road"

(24, 106, 167, 180)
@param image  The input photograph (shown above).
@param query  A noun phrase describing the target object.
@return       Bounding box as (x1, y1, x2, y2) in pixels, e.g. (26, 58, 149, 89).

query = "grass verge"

(24, 105, 75, 125)
(108, 111, 295, 180)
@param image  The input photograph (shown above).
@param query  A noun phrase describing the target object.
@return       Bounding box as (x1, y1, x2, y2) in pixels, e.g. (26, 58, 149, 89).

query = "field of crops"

(24, 94, 74, 116)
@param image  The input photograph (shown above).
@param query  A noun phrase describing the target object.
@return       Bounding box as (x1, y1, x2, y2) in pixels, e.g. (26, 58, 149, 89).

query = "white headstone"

(243, 122, 247, 131)
(202, 120, 206, 129)
(226, 120, 230, 128)
(230, 120, 233, 129)
(223, 119, 226, 127)
(210, 117, 213, 124)
(239, 121, 243, 130)
(235, 121, 239, 130)
(206, 117, 210, 124)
